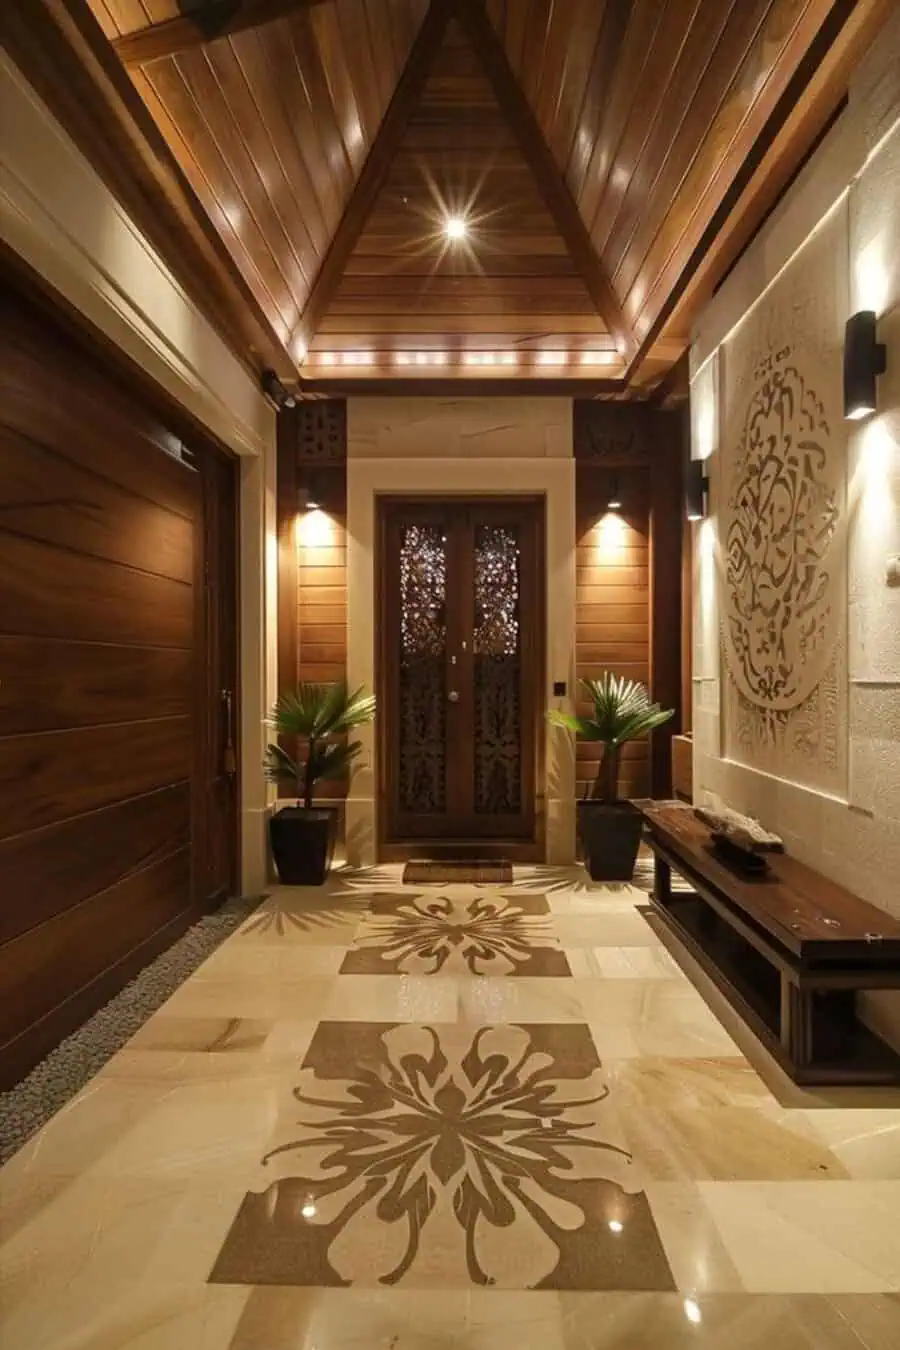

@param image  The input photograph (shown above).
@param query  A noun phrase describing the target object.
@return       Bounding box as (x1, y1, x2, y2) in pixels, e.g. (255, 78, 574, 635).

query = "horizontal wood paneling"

(0, 848, 191, 1055)
(0, 637, 192, 736)
(0, 430, 194, 582)
(0, 531, 193, 648)
(0, 784, 191, 945)
(0, 717, 191, 838)
(0, 285, 216, 1086)
(576, 463, 650, 799)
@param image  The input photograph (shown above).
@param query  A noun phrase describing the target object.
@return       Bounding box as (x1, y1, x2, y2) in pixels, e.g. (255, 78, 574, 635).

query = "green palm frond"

(266, 681, 376, 807)
(548, 672, 674, 746)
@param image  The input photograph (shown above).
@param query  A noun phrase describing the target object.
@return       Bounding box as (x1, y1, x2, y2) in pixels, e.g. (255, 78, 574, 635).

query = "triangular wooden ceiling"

(70, 0, 888, 393)
(306, 12, 624, 380)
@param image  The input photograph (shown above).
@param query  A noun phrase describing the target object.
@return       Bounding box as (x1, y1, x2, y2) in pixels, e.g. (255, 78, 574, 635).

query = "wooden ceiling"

(43, 0, 894, 392)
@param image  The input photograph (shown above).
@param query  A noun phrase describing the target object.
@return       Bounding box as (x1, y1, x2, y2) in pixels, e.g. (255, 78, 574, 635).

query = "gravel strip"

(0, 893, 265, 1167)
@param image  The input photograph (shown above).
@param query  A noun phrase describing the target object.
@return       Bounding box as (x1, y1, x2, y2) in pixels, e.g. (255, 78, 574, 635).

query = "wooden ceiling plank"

(3, 0, 294, 376)
(623, 0, 881, 383)
(454, 0, 635, 360)
(564, 0, 631, 211)
(112, 0, 329, 66)
(296, 0, 456, 351)
(588, 0, 720, 254)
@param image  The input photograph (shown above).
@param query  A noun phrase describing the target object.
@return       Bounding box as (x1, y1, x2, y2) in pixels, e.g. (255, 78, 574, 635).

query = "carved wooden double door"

(379, 498, 543, 847)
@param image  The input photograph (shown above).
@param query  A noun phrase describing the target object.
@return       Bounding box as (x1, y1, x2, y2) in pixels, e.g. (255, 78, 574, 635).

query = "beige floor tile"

(459, 976, 585, 1023)
(696, 1182, 900, 1292)
(321, 973, 459, 1021)
(560, 1292, 893, 1349)
(643, 1184, 745, 1293)
(826, 1294, 900, 1349)
(605, 1056, 773, 1111)
(565, 946, 681, 979)
(575, 979, 715, 1025)
(800, 1109, 900, 1179)
(617, 1103, 848, 1181)
(552, 914, 663, 947)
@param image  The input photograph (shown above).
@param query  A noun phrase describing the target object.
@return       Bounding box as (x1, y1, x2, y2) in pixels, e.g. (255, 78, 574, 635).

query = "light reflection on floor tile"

(1, 870, 899, 1349)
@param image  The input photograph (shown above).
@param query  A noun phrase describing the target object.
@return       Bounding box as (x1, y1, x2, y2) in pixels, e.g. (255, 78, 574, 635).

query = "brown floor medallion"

(209, 1021, 674, 1291)
(402, 860, 513, 884)
(340, 892, 570, 977)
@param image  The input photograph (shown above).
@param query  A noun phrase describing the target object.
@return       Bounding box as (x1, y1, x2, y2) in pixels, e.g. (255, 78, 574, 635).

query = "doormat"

(403, 859, 514, 885)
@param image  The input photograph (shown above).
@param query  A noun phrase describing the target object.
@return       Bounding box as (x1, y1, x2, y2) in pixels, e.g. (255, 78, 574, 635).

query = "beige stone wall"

(346, 398, 576, 865)
(690, 14, 900, 1041)
(0, 54, 278, 894)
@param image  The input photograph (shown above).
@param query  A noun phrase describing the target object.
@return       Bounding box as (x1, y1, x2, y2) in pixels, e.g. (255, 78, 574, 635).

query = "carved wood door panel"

(379, 498, 542, 846)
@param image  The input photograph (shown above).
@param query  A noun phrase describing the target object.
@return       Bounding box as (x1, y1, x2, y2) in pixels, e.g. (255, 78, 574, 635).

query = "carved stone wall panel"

(294, 400, 347, 463)
(720, 201, 849, 796)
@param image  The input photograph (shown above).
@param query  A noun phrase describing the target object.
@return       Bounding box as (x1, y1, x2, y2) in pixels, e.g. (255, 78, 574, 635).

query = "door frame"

(375, 493, 546, 862)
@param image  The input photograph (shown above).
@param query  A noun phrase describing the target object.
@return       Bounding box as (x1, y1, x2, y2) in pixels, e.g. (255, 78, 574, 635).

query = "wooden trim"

(113, 0, 329, 67)
(649, 416, 684, 796)
(296, 0, 455, 350)
(276, 410, 300, 698)
(1, 0, 293, 380)
(454, 0, 636, 362)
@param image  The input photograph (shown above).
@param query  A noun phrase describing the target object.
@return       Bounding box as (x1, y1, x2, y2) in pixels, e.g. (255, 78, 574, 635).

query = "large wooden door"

(379, 498, 543, 850)
(0, 280, 238, 1086)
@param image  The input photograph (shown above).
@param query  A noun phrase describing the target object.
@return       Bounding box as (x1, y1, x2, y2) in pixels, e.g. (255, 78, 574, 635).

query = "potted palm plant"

(548, 673, 674, 881)
(265, 681, 376, 885)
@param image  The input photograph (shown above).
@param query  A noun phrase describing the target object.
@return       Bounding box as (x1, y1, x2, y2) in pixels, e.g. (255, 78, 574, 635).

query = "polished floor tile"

(2, 867, 899, 1349)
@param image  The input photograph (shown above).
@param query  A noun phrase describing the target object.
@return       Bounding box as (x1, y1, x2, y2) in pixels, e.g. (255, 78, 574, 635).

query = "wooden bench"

(635, 801, 900, 1085)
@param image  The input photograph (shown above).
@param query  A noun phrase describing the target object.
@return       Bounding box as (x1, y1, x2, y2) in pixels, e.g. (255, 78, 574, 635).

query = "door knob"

(448, 690, 460, 703)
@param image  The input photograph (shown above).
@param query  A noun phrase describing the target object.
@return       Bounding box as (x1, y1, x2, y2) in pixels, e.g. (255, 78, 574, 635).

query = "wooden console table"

(635, 801, 900, 1085)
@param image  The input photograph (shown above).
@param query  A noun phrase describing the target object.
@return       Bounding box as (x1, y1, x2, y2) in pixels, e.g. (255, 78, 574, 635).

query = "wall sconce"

(686, 458, 708, 521)
(844, 310, 886, 421)
(261, 368, 297, 410)
(297, 480, 321, 512)
(607, 474, 623, 511)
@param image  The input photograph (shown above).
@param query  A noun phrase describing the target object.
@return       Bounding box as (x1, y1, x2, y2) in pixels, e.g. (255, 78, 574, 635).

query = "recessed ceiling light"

(445, 215, 468, 241)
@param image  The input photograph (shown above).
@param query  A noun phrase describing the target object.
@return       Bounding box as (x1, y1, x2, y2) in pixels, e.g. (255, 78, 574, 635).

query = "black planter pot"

(577, 800, 643, 881)
(270, 806, 337, 885)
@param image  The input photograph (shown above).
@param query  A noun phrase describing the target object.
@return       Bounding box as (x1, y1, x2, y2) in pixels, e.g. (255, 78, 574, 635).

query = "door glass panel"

(473, 523, 522, 814)
(398, 523, 448, 813)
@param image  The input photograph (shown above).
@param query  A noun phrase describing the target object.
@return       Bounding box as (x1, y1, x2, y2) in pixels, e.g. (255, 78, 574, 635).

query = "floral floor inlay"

(209, 1020, 674, 1290)
(339, 891, 570, 977)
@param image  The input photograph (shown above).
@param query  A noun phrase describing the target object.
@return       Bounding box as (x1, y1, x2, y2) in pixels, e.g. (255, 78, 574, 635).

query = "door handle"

(221, 688, 236, 777)
(448, 690, 460, 703)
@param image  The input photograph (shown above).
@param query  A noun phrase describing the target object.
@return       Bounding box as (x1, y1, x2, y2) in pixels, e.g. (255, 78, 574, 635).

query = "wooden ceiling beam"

(454, 0, 636, 363)
(2, 0, 294, 378)
(295, 0, 455, 354)
(113, 0, 328, 67)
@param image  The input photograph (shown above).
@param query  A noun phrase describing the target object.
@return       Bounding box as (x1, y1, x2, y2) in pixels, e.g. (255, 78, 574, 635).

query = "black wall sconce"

(261, 368, 297, 410)
(607, 474, 623, 511)
(686, 458, 708, 521)
(297, 478, 321, 512)
(844, 310, 886, 421)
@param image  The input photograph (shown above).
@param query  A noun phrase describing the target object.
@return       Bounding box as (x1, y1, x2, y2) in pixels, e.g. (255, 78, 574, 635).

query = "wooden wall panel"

(0, 848, 191, 1059)
(575, 465, 651, 801)
(0, 283, 235, 1087)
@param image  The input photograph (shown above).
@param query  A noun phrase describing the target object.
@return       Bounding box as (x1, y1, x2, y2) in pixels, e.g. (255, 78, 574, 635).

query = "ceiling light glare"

(445, 215, 468, 241)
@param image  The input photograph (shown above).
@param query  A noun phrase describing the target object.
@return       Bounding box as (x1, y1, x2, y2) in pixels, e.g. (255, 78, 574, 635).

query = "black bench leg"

(781, 978, 814, 1069)
(653, 852, 672, 906)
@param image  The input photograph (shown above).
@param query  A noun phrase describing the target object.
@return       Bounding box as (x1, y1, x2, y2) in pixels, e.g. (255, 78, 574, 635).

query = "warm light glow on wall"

(850, 415, 897, 530)
(295, 507, 336, 549)
(854, 238, 890, 316)
(593, 510, 629, 563)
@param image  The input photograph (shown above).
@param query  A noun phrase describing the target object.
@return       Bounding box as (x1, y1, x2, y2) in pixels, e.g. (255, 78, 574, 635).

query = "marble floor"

(2, 866, 899, 1348)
